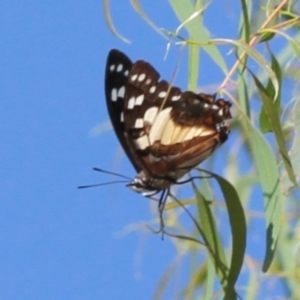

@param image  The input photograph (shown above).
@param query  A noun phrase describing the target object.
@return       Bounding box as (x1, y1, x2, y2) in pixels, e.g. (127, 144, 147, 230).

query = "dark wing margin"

(105, 49, 142, 172)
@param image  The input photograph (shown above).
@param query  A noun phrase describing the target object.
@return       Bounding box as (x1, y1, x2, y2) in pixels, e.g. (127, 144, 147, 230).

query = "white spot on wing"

(127, 97, 135, 109)
(204, 103, 209, 108)
(110, 65, 115, 71)
(149, 86, 156, 93)
(149, 154, 161, 162)
(120, 112, 124, 122)
(117, 64, 123, 72)
(135, 135, 149, 150)
(134, 118, 144, 128)
(111, 88, 118, 101)
(135, 94, 144, 106)
(118, 86, 125, 98)
(144, 107, 158, 124)
(158, 91, 167, 98)
(145, 79, 151, 85)
(124, 70, 129, 76)
(212, 105, 219, 110)
(131, 74, 138, 81)
(138, 73, 146, 82)
(171, 95, 180, 101)
(218, 109, 223, 116)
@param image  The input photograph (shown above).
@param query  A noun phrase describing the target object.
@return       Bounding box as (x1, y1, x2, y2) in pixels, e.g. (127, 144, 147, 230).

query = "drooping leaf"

(193, 183, 229, 287)
(240, 116, 283, 271)
(211, 174, 246, 299)
(290, 98, 300, 183)
(259, 52, 281, 133)
(252, 73, 297, 187)
(258, 31, 276, 43)
(103, 0, 131, 43)
(193, 172, 246, 299)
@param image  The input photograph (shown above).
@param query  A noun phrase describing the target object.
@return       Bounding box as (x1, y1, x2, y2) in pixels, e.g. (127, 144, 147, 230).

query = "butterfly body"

(105, 49, 231, 195)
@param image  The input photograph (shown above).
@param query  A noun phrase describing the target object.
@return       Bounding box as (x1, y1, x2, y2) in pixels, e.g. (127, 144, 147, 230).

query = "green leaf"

(211, 174, 246, 299)
(239, 0, 251, 44)
(259, 52, 281, 133)
(238, 68, 251, 118)
(168, 0, 228, 74)
(131, 0, 170, 40)
(241, 117, 283, 271)
(289, 97, 300, 183)
(152, 259, 180, 300)
(258, 31, 276, 43)
(103, 0, 131, 43)
(185, 262, 208, 300)
(193, 184, 229, 290)
(205, 259, 215, 300)
(252, 73, 298, 187)
(193, 173, 246, 299)
(188, 45, 199, 92)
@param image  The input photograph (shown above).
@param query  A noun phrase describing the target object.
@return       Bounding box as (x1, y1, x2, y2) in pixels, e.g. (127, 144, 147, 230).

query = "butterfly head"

(125, 170, 149, 193)
(126, 170, 175, 195)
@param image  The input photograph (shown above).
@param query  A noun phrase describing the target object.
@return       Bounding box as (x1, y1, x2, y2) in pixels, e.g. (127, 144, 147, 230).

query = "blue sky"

(0, 1, 282, 299)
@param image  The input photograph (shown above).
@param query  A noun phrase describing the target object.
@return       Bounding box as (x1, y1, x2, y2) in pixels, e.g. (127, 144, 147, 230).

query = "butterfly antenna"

(78, 180, 128, 189)
(92, 167, 131, 180)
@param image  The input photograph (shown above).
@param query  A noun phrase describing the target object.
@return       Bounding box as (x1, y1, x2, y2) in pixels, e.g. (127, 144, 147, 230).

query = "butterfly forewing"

(105, 49, 144, 172)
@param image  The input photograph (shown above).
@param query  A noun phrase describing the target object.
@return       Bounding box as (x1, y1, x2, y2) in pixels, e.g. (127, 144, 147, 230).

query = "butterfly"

(105, 49, 232, 198)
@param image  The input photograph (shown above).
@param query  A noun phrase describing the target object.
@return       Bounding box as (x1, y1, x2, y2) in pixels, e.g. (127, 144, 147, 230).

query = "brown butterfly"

(105, 49, 231, 198)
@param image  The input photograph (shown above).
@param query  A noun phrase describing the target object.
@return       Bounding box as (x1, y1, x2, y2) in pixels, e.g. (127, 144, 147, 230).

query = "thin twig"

(218, 0, 288, 91)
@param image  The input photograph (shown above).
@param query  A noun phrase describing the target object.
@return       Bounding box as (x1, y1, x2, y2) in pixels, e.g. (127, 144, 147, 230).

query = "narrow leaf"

(193, 184, 229, 289)
(241, 117, 283, 271)
(168, 0, 228, 74)
(252, 74, 298, 187)
(289, 97, 300, 182)
(103, 0, 131, 43)
(259, 52, 281, 133)
(211, 174, 246, 299)
(258, 31, 276, 43)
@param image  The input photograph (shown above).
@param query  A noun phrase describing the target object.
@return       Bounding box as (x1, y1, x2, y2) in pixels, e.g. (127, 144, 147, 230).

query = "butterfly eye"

(126, 177, 148, 193)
